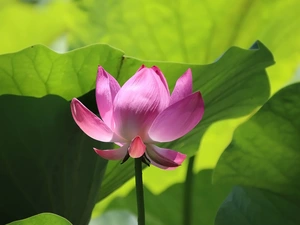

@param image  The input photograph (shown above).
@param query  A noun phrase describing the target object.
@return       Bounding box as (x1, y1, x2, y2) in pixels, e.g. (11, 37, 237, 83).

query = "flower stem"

(135, 158, 145, 225)
(183, 155, 195, 225)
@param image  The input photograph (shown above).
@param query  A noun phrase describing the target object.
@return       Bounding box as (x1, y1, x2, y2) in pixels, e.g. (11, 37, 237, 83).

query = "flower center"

(121, 136, 149, 164)
(128, 136, 146, 158)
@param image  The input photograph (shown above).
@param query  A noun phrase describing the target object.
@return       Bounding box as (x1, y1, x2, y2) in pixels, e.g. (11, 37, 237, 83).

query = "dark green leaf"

(214, 83, 300, 198)
(215, 186, 300, 225)
(0, 95, 108, 225)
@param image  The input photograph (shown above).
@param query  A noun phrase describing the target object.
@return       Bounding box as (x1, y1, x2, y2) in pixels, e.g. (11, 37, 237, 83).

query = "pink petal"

(71, 98, 123, 142)
(151, 66, 170, 94)
(170, 69, 193, 105)
(113, 66, 170, 140)
(128, 136, 146, 158)
(146, 144, 186, 170)
(137, 64, 146, 72)
(94, 144, 129, 160)
(137, 65, 170, 94)
(96, 66, 121, 129)
(148, 92, 204, 142)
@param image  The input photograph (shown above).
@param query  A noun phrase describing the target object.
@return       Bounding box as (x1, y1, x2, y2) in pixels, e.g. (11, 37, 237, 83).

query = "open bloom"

(71, 65, 204, 169)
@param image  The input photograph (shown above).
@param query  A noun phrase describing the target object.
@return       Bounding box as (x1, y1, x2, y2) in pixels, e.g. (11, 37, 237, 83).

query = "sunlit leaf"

(7, 213, 72, 225)
(0, 44, 124, 99)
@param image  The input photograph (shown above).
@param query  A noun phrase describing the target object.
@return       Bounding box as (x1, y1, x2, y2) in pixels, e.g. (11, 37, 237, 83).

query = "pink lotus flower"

(71, 65, 204, 169)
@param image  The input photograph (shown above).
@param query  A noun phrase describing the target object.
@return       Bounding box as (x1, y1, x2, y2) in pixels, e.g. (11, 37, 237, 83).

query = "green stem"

(183, 155, 195, 225)
(135, 158, 145, 225)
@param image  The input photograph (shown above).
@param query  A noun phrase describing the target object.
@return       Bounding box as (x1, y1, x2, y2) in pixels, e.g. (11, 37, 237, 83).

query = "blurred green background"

(2, 0, 299, 92)
(1, 0, 299, 224)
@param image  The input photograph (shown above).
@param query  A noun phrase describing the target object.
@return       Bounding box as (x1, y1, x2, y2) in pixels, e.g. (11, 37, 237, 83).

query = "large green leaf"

(7, 213, 72, 225)
(0, 95, 108, 225)
(215, 186, 300, 225)
(99, 170, 231, 225)
(0, 44, 124, 99)
(213, 83, 300, 198)
(120, 42, 273, 156)
(0, 42, 274, 218)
